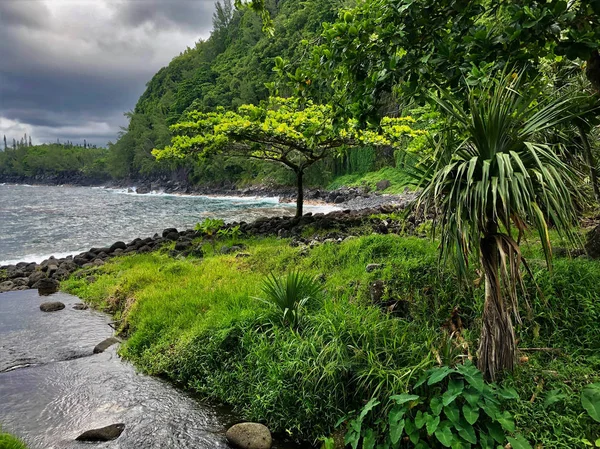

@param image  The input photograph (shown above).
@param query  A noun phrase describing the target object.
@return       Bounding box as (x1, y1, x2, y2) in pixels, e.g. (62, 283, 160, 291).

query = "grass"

(62, 234, 600, 446)
(327, 166, 415, 193)
(0, 429, 28, 449)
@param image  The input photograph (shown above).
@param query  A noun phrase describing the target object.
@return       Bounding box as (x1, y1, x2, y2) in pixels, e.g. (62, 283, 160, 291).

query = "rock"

(11, 277, 29, 287)
(0, 281, 15, 293)
(33, 277, 59, 295)
(75, 423, 125, 442)
(110, 241, 127, 252)
(162, 228, 178, 238)
(165, 231, 180, 241)
(236, 253, 251, 258)
(73, 303, 89, 310)
(137, 245, 152, 253)
(585, 225, 600, 258)
(93, 337, 121, 354)
(333, 195, 345, 204)
(226, 422, 272, 449)
(40, 301, 65, 312)
(366, 263, 383, 273)
(174, 240, 192, 251)
(47, 264, 59, 276)
(370, 280, 385, 304)
(376, 179, 391, 191)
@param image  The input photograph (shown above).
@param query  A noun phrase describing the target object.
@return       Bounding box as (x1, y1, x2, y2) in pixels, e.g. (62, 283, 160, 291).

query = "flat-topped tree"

(153, 97, 420, 217)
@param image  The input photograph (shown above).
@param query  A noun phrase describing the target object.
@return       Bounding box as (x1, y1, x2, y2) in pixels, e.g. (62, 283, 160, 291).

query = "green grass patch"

(327, 166, 415, 193)
(0, 429, 28, 449)
(62, 234, 600, 446)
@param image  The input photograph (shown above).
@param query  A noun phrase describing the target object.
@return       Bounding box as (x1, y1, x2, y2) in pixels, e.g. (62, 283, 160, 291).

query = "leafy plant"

(217, 225, 242, 244)
(344, 362, 530, 449)
(195, 218, 225, 252)
(256, 271, 322, 327)
(581, 383, 600, 423)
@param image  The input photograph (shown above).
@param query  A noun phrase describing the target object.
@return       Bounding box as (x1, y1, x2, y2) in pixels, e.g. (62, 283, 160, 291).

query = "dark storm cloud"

(118, 0, 216, 31)
(0, 0, 217, 146)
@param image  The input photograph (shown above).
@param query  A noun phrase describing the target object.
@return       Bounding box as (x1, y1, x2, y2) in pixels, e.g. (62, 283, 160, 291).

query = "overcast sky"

(0, 0, 217, 146)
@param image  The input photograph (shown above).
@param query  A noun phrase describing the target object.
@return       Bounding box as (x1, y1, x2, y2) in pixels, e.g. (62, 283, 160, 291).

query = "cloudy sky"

(0, 0, 217, 146)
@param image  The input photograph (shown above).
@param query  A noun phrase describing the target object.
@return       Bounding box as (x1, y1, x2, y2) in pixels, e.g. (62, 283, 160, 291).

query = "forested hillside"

(106, 0, 344, 184)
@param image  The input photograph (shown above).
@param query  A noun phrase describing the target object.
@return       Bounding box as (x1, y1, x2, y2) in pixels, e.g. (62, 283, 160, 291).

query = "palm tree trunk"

(295, 169, 304, 218)
(478, 226, 516, 381)
(578, 124, 600, 202)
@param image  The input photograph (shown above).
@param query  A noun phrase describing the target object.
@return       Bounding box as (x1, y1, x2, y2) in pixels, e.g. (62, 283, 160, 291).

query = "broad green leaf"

(496, 411, 516, 432)
(414, 411, 426, 429)
(389, 418, 405, 445)
(425, 413, 441, 435)
(456, 363, 484, 392)
(543, 389, 567, 408)
(390, 393, 420, 406)
(496, 387, 519, 400)
(359, 398, 381, 420)
(444, 403, 461, 427)
(443, 389, 462, 406)
(462, 403, 479, 425)
(428, 366, 455, 385)
(462, 387, 481, 407)
(345, 427, 361, 449)
(448, 378, 465, 396)
(479, 431, 495, 449)
(457, 420, 477, 444)
(506, 435, 533, 449)
(362, 428, 376, 449)
(434, 422, 455, 447)
(485, 421, 505, 444)
(430, 397, 444, 415)
(581, 383, 600, 422)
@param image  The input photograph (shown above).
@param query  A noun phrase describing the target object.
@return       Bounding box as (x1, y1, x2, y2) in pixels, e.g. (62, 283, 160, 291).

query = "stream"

(0, 290, 284, 449)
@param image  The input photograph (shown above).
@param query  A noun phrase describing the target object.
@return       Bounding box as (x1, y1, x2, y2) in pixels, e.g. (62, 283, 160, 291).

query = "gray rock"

(110, 241, 127, 252)
(73, 303, 89, 310)
(93, 337, 121, 354)
(11, 277, 29, 287)
(370, 280, 385, 304)
(33, 277, 59, 295)
(376, 179, 391, 191)
(40, 301, 65, 312)
(226, 422, 272, 449)
(366, 263, 383, 273)
(162, 228, 178, 238)
(0, 281, 15, 293)
(75, 423, 125, 441)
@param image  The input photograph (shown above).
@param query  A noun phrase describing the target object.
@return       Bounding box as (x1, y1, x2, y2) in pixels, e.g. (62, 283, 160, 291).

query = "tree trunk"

(477, 227, 516, 381)
(295, 169, 304, 218)
(586, 50, 600, 93)
(579, 124, 600, 202)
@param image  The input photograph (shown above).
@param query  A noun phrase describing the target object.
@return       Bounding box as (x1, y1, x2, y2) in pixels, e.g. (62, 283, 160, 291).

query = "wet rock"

(174, 240, 192, 251)
(226, 422, 272, 449)
(162, 228, 178, 238)
(0, 281, 15, 293)
(333, 195, 345, 204)
(366, 263, 383, 273)
(11, 277, 29, 288)
(75, 423, 125, 442)
(40, 301, 65, 312)
(33, 278, 59, 296)
(110, 241, 127, 252)
(93, 337, 121, 354)
(165, 231, 180, 241)
(376, 179, 391, 191)
(73, 303, 89, 310)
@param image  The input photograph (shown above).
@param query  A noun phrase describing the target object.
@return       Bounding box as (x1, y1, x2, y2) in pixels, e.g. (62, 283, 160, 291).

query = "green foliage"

(256, 271, 321, 327)
(0, 143, 109, 180)
(61, 233, 600, 445)
(0, 428, 28, 449)
(581, 384, 600, 423)
(313, 0, 600, 120)
(195, 217, 225, 251)
(345, 362, 529, 449)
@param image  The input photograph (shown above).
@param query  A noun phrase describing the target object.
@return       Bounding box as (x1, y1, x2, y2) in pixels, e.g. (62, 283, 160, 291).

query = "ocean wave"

(0, 250, 80, 267)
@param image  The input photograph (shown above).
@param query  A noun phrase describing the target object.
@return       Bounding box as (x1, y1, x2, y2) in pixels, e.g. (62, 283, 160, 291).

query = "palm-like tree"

(419, 75, 584, 380)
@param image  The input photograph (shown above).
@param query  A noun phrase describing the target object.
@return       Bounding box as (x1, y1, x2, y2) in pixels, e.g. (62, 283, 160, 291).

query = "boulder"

(110, 241, 127, 252)
(75, 423, 125, 442)
(333, 195, 345, 204)
(226, 423, 272, 449)
(174, 240, 192, 251)
(585, 225, 600, 258)
(376, 179, 391, 191)
(165, 231, 180, 241)
(162, 228, 178, 238)
(93, 337, 121, 354)
(40, 301, 65, 312)
(0, 281, 14, 293)
(33, 277, 59, 295)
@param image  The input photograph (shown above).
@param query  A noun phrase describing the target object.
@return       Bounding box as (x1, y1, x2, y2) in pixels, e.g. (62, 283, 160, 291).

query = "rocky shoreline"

(0, 202, 423, 295)
(0, 174, 416, 210)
